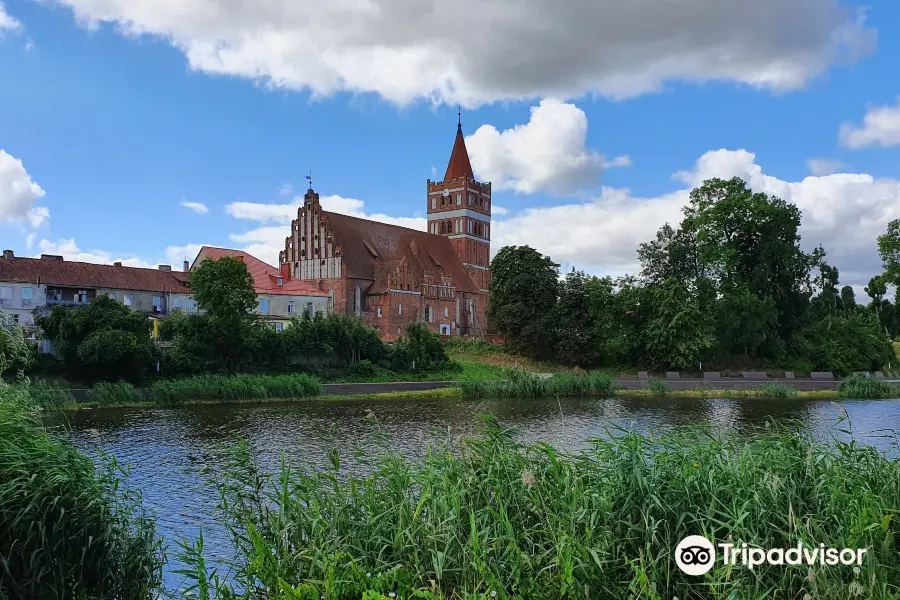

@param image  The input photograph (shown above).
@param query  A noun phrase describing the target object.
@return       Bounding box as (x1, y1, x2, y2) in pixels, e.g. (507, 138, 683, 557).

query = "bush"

(391, 323, 453, 372)
(176, 418, 900, 599)
(838, 374, 900, 399)
(152, 373, 323, 406)
(349, 359, 379, 378)
(757, 382, 799, 398)
(89, 381, 144, 406)
(0, 403, 163, 598)
(643, 379, 669, 395)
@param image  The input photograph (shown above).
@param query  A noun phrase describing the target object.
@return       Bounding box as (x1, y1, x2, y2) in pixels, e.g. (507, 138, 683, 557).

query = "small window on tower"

(456, 194, 461, 206)
(432, 198, 437, 209)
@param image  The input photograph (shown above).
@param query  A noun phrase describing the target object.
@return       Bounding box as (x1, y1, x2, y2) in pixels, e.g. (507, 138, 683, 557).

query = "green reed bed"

(459, 368, 618, 398)
(88, 380, 145, 406)
(176, 417, 900, 600)
(0, 402, 164, 599)
(838, 374, 900, 399)
(152, 372, 323, 406)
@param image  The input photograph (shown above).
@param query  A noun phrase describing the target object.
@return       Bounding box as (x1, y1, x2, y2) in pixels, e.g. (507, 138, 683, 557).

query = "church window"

(424, 305, 432, 322)
(398, 305, 402, 315)
(440, 222, 446, 234)
(397, 327, 401, 336)
(446, 220, 452, 233)
(432, 197, 437, 209)
(329, 289, 335, 312)
(468, 220, 472, 234)
(456, 194, 461, 206)
(301, 249, 306, 256)
(456, 220, 461, 233)
(486, 224, 489, 238)
(444, 307, 449, 318)
(354, 285, 361, 317)
(441, 196, 445, 206)
(378, 307, 383, 317)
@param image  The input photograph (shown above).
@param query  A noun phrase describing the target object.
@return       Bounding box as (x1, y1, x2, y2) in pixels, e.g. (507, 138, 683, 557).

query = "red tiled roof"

(324, 212, 478, 294)
(444, 123, 474, 181)
(194, 246, 328, 297)
(0, 257, 191, 292)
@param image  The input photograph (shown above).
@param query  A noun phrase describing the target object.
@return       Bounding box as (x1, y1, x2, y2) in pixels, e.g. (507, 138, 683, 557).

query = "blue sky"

(1, 0, 900, 291)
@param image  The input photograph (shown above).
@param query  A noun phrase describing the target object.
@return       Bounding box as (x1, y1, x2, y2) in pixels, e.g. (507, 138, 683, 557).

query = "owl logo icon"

(675, 535, 716, 576)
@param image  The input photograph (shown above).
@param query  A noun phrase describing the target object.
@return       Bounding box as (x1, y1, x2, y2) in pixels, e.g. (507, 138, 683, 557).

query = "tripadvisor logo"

(675, 536, 867, 575)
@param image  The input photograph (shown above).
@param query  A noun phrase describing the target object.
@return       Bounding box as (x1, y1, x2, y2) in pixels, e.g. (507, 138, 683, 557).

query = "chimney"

(158, 264, 172, 272)
(2, 249, 13, 260)
(280, 263, 292, 281)
(40, 254, 63, 261)
(113, 261, 122, 267)
(183, 260, 190, 272)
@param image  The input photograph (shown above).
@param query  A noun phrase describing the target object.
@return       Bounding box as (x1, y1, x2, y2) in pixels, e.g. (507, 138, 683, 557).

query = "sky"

(2, 0, 900, 297)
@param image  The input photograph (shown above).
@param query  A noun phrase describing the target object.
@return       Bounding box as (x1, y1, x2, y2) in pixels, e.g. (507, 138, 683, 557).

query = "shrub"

(28, 379, 74, 410)
(0, 404, 163, 598)
(349, 359, 379, 378)
(152, 373, 322, 406)
(461, 369, 617, 398)
(757, 382, 799, 398)
(89, 381, 144, 406)
(391, 323, 453, 372)
(643, 379, 669, 395)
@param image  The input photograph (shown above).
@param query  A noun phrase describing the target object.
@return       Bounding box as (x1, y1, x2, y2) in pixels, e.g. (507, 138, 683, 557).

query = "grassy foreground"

(176, 416, 900, 599)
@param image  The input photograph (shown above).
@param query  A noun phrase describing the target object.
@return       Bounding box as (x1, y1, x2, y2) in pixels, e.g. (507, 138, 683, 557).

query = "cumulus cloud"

(840, 99, 900, 149)
(0, 2, 21, 31)
(807, 158, 846, 176)
(0, 150, 50, 227)
(225, 194, 427, 265)
(44, 0, 874, 105)
(467, 99, 625, 195)
(180, 200, 209, 214)
(36, 238, 154, 268)
(494, 149, 900, 287)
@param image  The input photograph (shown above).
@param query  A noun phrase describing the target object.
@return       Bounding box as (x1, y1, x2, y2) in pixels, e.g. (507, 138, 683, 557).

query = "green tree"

(642, 278, 714, 370)
(840, 285, 857, 313)
(554, 269, 597, 366)
(391, 323, 452, 372)
(189, 256, 260, 369)
(37, 295, 156, 383)
(865, 275, 887, 312)
(488, 246, 559, 358)
(877, 218, 900, 286)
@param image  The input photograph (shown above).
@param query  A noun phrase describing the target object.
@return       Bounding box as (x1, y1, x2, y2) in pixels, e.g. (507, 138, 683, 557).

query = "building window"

(259, 298, 270, 314)
(174, 297, 184, 310)
(152, 296, 162, 311)
(288, 301, 295, 314)
(21, 287, 33, 301)
(378, 307, 383, 317)
(12, 313, 19, 324)
(108, 292, 117, 301)
(431, 197, 437, 209)
(424, 305, 432, 322)
(468, 193, 473, 205)
(354, 285, 361, 317)
(124, 294, 133, 307)
(397, 327, 401, 336)
(0, 287, 11, 300)
(187, 298, 196, 313)
(277, 277, 283, 286)
(329, 289, 335, 312)
(468, 220, 472, 234)
(275, 322, 284, 332)
(456, 193, 462, 206)
(444, 307, 449, 318)
(440, 222, 446, 234)
(306, 302, 313, 314)
(398, 304, 402, 315)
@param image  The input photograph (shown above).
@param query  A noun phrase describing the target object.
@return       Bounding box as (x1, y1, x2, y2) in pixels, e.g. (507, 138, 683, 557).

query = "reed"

(175, 417, 900, 599)
(0, 403, 164, 599)
(89, 380, 145, 405)
(460, 368, 618, 398)
(838, 374, 900, 399)
(152, 372, 323, 405)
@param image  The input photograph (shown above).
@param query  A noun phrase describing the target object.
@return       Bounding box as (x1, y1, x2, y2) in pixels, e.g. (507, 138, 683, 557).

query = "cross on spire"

(457, 105, 461, 127)
(305, 170, 313, 190)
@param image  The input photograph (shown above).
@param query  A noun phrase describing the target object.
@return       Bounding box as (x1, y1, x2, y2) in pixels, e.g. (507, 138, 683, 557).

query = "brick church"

(278, 119, 492, 341)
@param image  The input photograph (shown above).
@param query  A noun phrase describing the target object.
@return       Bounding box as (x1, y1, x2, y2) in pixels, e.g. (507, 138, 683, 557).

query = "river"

(43, 395, 900, 592)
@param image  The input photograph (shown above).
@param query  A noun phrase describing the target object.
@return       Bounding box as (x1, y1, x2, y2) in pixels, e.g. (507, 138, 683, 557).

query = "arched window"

(354, 285, 361, 317)
(441, 222, 446, 234)
(446, 220, 452, 233)
(424, 305, 432, 322)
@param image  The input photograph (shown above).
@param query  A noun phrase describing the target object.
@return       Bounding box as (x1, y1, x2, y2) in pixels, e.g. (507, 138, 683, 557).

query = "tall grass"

(89, 381, 145, 405)
(27, 379, 75, 410)
(0, 403, 164, 599)
(838, 374, 900, 399)
(460, 368, 618, 398)
(177, 417, 900, 599)
(152, 373, 322, 405)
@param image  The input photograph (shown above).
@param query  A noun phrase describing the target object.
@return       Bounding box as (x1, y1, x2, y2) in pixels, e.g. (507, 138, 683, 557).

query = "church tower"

(426, 115, 492, 294)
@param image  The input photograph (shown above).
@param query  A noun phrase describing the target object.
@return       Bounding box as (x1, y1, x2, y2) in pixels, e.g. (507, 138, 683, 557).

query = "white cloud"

(0, 2, 21, 31)
(165, 243, 207, 266)
(807, 158, 846, 176)
(840, 99, 900, 149)
(180, 200, 209, 214)
(492, 205, 509, 216)
(493, 149, 900, 288)
(0, 150, 49, 227)
(278, 184, 294, 196)
(44, 0, 874, 106)
(467, 99, 623, 195)
(36, 238, 154, 268)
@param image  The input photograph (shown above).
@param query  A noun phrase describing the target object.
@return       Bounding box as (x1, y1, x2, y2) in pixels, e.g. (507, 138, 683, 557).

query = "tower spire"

(444, 112, 474, 181)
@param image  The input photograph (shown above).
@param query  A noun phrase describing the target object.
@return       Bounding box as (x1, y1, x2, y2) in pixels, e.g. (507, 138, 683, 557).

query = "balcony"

(46, 299, 91, 307)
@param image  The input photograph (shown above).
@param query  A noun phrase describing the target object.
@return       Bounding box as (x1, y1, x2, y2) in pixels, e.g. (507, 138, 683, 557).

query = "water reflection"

(41, 395, 900, 591)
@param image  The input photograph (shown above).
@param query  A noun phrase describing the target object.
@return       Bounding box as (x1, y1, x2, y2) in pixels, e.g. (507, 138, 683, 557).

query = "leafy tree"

(865, 275, 888, 313)
(36, 295, 156, 383)
(840, 285, 857, 313)
(391, 323, 452, 372)
(877, 218, 900, 286)
(189, 256, 260, 369)
(642, 277, 714, 370)
(554, 269, 596, 366)
(488, 246, 559, 358)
